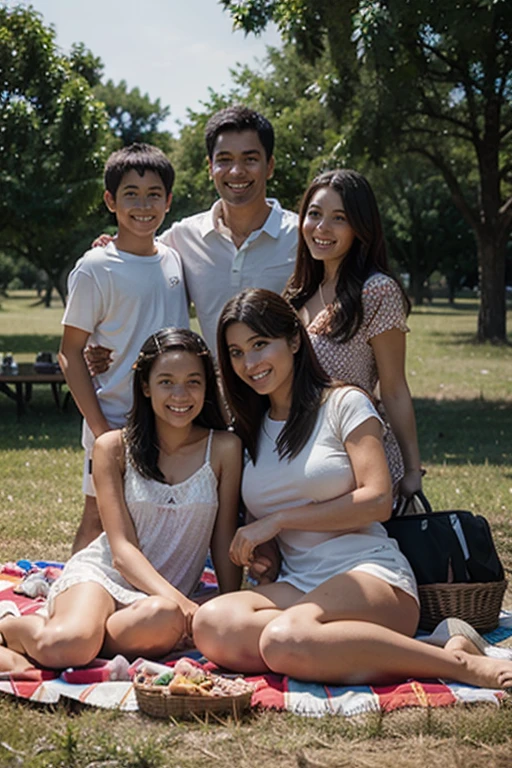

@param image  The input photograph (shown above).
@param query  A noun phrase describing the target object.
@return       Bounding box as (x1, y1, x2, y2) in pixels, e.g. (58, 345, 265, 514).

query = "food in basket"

(134, 657, 254, 699)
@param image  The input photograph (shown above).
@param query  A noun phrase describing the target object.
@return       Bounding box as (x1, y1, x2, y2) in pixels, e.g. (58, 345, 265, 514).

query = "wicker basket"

(134, 682, 253, 719)
(418, 580, 507, 633)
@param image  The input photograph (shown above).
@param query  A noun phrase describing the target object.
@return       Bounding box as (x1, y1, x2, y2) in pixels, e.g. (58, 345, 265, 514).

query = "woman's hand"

(84, 345, 113, 376)
(248, 538, 282, 584)
(172, 599, 200, 650)
(92, 233, 114, 248)
(229, 515, 282, 567)
(183, 599, 199, 640)
(399, 468, 423, 498)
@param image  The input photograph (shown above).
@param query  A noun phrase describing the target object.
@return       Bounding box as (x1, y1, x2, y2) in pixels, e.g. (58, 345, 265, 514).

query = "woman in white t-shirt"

(192, 289, 512, 692)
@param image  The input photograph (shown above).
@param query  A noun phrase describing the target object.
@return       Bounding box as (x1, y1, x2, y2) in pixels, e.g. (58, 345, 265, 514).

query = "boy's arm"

(59, 325, 111, 438)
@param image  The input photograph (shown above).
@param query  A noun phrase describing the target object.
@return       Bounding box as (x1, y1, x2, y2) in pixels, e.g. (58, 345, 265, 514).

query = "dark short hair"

(205, 105, 274, 161)
(217, 289, 330, 463)
(104, 143, 175, 197)
(125, 328, 226, 481)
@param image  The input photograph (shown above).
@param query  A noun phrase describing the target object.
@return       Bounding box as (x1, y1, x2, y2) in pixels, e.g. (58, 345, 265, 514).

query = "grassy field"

(0, 290, 511, 768)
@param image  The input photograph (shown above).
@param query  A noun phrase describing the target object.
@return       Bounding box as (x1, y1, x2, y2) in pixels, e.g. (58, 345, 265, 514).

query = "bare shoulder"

(93, 429, 125, 462)
(211, 430, 242, 472)
(212, 429, 242, 456)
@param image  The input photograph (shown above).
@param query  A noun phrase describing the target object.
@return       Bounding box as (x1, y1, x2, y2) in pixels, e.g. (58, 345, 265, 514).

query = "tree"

(221, 0, 512, 342)
(0, 5, 110, 304)
(369, 160, 476, 305)
(0, 252, 16, 295)
(95, 79, 173, 150)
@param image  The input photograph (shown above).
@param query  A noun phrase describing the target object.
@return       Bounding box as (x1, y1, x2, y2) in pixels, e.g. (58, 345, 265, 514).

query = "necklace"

(319, 281, 332, 308)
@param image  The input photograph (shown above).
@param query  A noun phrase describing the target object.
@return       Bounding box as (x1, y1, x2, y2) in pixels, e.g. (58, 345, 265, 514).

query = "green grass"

(0, 290, 512, 766)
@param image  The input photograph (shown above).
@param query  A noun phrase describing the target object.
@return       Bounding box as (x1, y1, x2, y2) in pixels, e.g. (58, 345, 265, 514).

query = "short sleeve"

(327, 388, 383, 445)
(362, 275, 409, 342)
(62, 265, 105, 333)
(158, 225, 175, 249)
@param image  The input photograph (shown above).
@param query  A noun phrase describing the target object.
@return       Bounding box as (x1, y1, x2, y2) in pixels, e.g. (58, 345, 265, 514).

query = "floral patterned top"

(307, 273, 409, 490)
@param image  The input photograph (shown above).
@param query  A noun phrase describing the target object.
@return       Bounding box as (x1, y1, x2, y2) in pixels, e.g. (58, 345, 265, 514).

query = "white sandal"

(420, 617, 512, 659)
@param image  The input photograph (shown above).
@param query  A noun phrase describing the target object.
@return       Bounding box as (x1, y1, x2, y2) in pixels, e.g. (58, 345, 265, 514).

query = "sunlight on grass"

(0, 289, 512, 761)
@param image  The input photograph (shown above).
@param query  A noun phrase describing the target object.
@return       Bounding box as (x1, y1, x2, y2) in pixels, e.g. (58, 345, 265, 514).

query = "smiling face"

(208, 130, 275, 209)
(104, 169, 172, 254)
(142, 350, 206, 430)
(301, 186, 357, 276)
(225, 321, 298, 412)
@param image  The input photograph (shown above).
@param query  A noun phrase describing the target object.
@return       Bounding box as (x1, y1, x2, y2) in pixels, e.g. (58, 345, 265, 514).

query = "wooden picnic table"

(0, 363, 68, 419)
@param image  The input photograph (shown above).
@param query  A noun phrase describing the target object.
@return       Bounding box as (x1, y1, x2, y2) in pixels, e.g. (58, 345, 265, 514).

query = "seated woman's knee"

(135, 597, 186, 650)
(193, 600, 228, 651)
(259, 611, 313, 673)
(134, 596, 182, 624)
(35, 621, 101, 668)
(193, 599, 251, 665)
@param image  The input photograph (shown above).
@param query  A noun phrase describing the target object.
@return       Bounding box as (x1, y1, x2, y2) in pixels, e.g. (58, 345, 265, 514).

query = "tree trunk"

(409, 270, 425, 306)
(43, 284, 52, 308)
(55, 281, 66, 307)
(447, 279, 456, 305)
(477, 235, 507, 342)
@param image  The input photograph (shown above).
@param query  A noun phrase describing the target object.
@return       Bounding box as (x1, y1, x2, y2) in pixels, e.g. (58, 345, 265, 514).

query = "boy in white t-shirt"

(59, 144, 189, 553)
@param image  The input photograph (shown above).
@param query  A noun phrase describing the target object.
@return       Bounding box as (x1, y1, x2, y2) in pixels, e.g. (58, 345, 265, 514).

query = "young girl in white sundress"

(0, 328, 242, 673)
(192, 289, 512, 692)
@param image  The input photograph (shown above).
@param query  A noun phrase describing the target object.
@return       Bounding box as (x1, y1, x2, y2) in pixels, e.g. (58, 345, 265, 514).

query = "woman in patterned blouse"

(284, 169, 422, 502)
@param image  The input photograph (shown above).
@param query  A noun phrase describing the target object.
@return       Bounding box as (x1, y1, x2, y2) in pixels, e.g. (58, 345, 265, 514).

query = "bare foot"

(0, 645, 33, 675)
(445, 635, 482, 656)
(450, 650, 512, 690)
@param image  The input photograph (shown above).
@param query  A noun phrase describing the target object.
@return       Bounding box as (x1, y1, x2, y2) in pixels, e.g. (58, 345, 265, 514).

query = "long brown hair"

(217, 289, 331, 463)
(125, 328, 226, 481)
(284, 169, 410, 341)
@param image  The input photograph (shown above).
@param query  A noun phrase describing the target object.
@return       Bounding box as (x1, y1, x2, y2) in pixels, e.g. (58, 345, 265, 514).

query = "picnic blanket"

(1, 560, 511, 717)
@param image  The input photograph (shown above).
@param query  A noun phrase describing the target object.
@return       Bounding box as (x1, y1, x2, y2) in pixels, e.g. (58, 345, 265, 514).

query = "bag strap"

(394, 489, 433, 517)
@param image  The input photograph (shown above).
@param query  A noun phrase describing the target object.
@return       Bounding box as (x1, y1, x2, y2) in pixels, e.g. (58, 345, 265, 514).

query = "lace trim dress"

(307, 273, 409, 491)
(47, 431, 218, 615)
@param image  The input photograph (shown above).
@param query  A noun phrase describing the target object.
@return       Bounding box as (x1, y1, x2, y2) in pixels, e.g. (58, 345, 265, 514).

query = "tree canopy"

(95, 79, 173, 149)
(221, 0, 512, 341)
(0, 4, 110, 303)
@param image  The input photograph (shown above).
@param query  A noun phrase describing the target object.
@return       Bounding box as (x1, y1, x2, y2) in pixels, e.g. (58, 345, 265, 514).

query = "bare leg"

(0, 583, 114, 669)
(259, 574, 512, 689)
(193, 581, 304, 673)
(194, 573, 417, 674)
(0, 645, 35, 674)
(195, 572, 512, 690)
(71, 495, 103, 554)
(102, 596, 186, 660)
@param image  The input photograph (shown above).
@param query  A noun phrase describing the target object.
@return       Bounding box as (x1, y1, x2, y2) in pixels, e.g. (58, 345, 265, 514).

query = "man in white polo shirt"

(159, 105, 297, 353)
(91, 106, 297, 355)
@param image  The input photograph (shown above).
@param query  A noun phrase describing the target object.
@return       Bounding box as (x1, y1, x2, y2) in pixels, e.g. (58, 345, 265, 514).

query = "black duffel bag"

(384, 508, 504, 586)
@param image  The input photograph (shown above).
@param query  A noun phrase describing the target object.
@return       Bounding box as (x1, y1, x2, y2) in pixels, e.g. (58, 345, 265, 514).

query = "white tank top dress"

(47, 431, 218, 615)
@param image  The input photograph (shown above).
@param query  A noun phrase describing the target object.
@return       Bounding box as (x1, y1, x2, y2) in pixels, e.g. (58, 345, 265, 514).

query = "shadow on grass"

(425, 330, 512, 347)
(0, 388, 82, 451)
(411, 303, 481, 315)
(1, 391, 510, 470)
(414, 397, 512, 466)
(0, 334, 62, 356)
